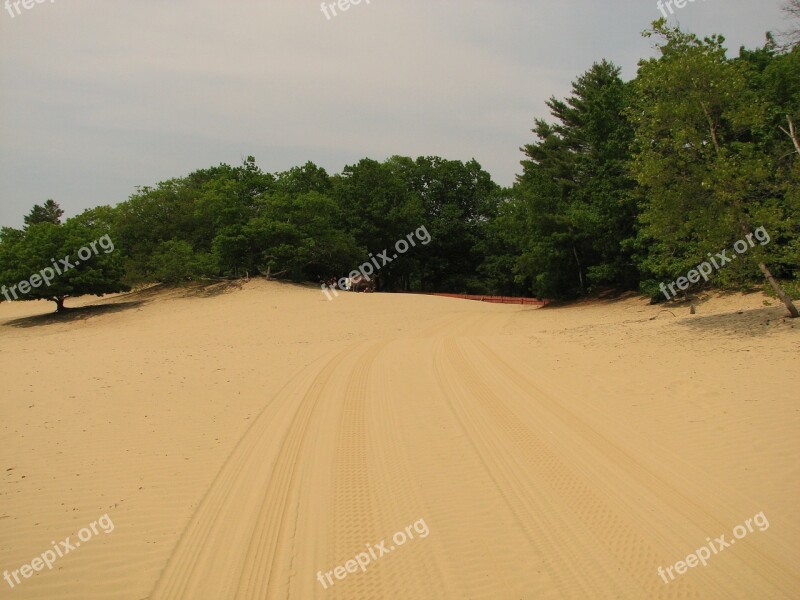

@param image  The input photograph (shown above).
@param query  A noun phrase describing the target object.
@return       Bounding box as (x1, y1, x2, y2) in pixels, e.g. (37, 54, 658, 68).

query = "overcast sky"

(0, 0, 787, 227)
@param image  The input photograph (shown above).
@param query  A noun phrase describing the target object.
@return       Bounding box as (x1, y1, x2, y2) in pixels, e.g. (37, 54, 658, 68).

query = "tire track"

(233, 345, 359, 598)
(462, 340, 796, 598)
(432, 338, 613, 598)
(362, 339, 449, 599)
(150, 346, 356, 599)
(328, 341, 389, 599)
(442, 338, 685, 598)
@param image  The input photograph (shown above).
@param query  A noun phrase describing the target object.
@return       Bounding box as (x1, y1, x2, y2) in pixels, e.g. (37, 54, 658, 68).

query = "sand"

(0, 281, 798, 599)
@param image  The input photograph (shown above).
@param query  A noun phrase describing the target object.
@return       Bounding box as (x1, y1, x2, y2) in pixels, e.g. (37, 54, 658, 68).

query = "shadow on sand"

(3, 301, 146, 329)
(676, 305, 797, 337)
(2, 280, 252, 329)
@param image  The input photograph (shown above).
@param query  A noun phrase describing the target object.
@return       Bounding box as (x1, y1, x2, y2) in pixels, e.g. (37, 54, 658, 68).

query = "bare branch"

(780, 0, 800, 48)
(779, 115, 800, 156)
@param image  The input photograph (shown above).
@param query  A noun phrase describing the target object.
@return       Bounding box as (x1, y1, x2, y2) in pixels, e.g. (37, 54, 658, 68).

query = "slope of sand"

(0, 282, 798, 599)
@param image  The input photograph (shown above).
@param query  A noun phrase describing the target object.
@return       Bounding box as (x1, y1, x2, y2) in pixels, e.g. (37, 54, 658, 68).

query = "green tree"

(0, 207, 128, 312)
(24, 199, 64, 228)
(477, 188, 535, 296)
(231, 191, 362, 281)
(401, 157, 498, 293)
(331, 158, 424, 290)
(516, 60, 637, 298)
(630, 21, 798, 317)
(274, 161, 332, 196)
(114, 157, 274, 283)
(149, 240, 212, 284)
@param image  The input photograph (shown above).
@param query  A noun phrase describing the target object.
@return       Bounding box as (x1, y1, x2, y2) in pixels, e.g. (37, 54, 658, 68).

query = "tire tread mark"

(432, 339, 608, 598)
(472, 338, 800, 597)
(150, 347, 354, 599)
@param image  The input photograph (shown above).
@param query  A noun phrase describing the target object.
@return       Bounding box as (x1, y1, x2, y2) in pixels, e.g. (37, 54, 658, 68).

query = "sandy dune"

(1, 282, 798, 599)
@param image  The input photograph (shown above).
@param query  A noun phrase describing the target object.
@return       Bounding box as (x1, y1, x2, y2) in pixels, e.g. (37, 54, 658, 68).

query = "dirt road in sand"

(1, 282, 798, 599)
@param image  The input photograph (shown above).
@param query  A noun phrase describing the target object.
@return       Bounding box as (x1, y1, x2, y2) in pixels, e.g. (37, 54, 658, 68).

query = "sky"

(0, 0, 789, 227)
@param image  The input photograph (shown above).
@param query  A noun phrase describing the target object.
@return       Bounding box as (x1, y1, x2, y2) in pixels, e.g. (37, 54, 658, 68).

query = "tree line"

(1, 21, 798, 315)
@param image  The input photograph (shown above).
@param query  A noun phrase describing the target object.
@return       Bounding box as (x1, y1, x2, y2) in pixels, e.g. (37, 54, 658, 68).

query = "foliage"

(24, 199, 64, 228)
(629, 21, 798, 300)
(0, 206, 128, 311)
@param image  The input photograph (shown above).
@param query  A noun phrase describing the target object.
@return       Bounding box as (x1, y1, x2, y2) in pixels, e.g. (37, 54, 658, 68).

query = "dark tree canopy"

(24, 199, 64, 228)
(1, 206, 128, 311)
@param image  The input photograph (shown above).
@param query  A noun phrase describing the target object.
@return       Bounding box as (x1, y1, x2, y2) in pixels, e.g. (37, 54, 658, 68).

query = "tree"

(401, 157, 498, 293)
(516, 60, 638, 298)
(227, 191, 362, 281)
(274, 161, 332, 196)
(24, 200, 64, 228)
(630, 21, 798, 317)
(114, 157, 275, 283)
(149, 240, 211, 284)
(781, 0, 800, 49)
(331, 158, 424, 290)
(0, 207, 128, 312)
(476, 188, 532, 296)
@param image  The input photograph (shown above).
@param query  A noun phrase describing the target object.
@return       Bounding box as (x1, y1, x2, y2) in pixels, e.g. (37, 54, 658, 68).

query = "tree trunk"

(703, 111, 798, 318)
(55, 297, 65, 312)
(757, 262, 799, 318)
(701, 101, 722, 154)
(736, 222, 798, 319)
(572, 243, 585, 295)
(779, 115, 800, 156)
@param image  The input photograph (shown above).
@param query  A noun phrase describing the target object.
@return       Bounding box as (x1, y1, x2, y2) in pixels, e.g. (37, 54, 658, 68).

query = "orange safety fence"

(404, 292, 550, 306)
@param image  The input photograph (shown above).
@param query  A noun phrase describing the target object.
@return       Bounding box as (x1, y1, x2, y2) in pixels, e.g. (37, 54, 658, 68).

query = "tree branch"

(779, 115, 800, 156)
